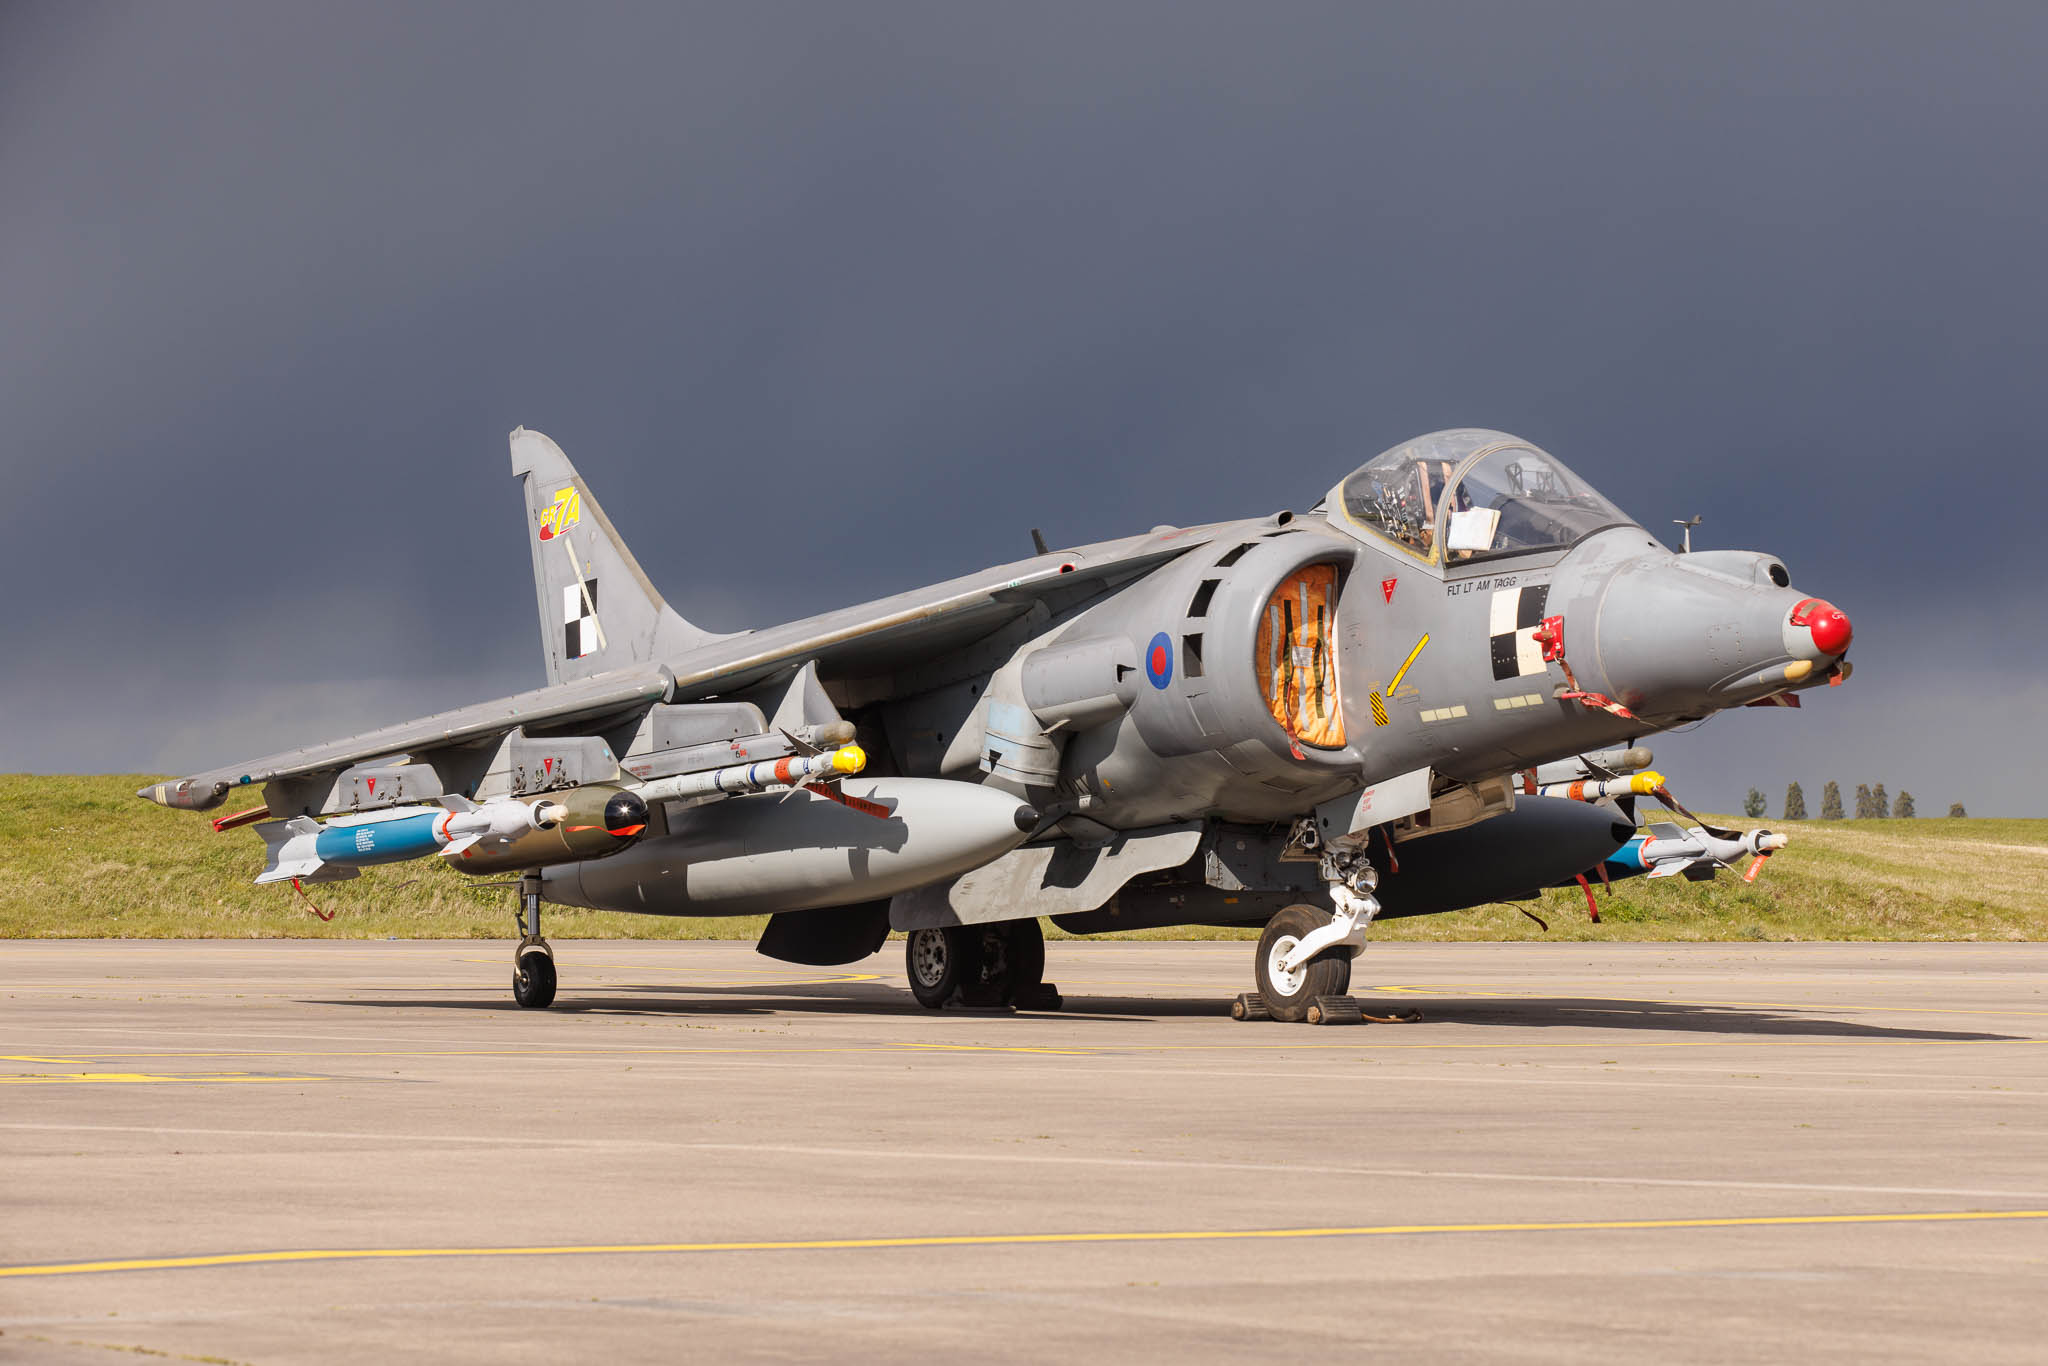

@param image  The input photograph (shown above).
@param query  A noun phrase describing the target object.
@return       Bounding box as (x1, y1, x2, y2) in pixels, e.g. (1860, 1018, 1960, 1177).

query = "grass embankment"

(3, 774, 2042, 941)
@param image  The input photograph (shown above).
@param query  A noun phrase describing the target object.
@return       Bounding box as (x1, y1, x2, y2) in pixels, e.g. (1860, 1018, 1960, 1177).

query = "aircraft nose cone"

(1587, 553, 1854, 720)
(1793, 598, 1852, 656)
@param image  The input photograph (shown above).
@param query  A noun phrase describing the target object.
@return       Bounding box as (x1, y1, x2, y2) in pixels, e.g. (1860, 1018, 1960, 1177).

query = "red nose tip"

(1792, 598, 1852, 656)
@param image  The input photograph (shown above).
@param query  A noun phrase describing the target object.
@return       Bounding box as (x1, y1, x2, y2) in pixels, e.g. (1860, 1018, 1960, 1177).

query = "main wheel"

(513, 943, 557, 1009)
(907, 926, 980, 1009)
(1254, 904, 1351, 1023)
(996, 918, 1047, 1007)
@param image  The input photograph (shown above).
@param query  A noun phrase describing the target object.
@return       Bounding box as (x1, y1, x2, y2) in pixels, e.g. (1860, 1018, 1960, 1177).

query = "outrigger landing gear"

(512, 873, 556, 1010)
(1251, 845, 1381, 1023)
(906, 919, 1059, 1011)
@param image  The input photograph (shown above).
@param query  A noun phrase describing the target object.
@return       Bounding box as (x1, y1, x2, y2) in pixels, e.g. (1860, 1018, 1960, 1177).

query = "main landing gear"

(1244, 846, 1382, 1024)
(512, 874, 556, 1010)
(906, 919, 1061, 1011)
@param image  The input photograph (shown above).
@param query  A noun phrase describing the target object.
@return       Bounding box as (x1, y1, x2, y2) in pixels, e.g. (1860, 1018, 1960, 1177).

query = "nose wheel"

(1254, 905, 1352, 1022)
(511, 878, 557, 1010)
(1248, 847, 1380, 1023)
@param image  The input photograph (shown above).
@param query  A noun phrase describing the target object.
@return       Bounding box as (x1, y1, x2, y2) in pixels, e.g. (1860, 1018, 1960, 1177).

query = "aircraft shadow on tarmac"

(310, 984, 2019, 1041)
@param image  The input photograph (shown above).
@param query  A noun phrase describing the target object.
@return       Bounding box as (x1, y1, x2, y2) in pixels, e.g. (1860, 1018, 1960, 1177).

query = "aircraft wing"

(139, 523, 1222, 812)
(138, 666, 675, 811)
(664, 525, 1224, 701)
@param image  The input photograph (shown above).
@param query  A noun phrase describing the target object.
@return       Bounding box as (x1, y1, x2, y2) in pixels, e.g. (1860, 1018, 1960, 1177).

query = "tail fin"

(510, 428, 717, 684)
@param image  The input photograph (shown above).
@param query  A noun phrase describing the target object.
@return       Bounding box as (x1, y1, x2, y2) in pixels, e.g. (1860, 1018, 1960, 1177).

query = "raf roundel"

(1145, 631, 1173, 689)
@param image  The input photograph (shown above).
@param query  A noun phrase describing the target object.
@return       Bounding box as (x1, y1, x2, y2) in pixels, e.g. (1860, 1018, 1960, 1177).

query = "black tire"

(907, 926, 981, 1009)
(1254, 904, 1351, 1023)
(513, 944, 557, 1009)
(996, 919, 1046, 1006)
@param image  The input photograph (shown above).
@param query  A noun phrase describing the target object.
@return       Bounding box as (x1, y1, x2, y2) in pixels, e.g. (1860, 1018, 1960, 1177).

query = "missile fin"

(255, 859, 357, 886)
(441, 834, 483, 858)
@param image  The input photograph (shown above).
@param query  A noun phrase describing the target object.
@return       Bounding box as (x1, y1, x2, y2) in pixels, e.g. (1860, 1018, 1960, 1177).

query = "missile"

(255, 797, 554, 885)
(1531, 748, 1655, 786)
(631, 744, 868, 805)
(252, 786, 648, 884)
(1604, 823, 1789, 882)
(1535, 770, 1667, 801)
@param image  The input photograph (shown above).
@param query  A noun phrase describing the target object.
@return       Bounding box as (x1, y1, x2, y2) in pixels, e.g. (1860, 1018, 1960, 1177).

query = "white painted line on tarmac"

(5, 1124, 2040, 1202)
(677, 1141, 2048, 1201)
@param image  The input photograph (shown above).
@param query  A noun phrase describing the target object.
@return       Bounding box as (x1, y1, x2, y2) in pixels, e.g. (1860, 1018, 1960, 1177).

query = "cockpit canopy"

(1328, 429, 1633, 567)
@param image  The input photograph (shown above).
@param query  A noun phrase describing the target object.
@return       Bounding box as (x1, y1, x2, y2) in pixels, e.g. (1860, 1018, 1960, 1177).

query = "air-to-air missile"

(1604, 823, 1789, 884)
(631, 742, 869, 805)
(1533, 771, 1666, 802)
(253, 786, 648, 884)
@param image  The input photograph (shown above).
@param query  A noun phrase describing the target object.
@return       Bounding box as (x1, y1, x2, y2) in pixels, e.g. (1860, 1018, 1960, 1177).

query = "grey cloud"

(3, 2, 2043, 810)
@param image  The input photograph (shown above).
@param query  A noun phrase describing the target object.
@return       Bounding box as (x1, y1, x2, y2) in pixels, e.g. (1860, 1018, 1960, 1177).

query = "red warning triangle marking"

(543, 757, 555, 775)
(366, 777, 376, 795)
(1381, 577, 1397, 604)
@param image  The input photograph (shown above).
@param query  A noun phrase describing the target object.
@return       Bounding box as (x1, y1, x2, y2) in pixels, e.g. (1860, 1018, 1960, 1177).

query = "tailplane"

(510, 428, 716, 684)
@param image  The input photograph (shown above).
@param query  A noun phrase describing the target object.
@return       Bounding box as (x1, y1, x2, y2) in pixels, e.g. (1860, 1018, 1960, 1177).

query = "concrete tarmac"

(2, 939, 2044, 1364)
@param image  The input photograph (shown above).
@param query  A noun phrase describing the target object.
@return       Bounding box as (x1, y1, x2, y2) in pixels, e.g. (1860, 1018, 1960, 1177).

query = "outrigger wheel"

(1255, 904, 1353, 1023)
(513, 938, 556, 1009)
(511, 874, 556, 1009)
(906, 919, 1055, 1010)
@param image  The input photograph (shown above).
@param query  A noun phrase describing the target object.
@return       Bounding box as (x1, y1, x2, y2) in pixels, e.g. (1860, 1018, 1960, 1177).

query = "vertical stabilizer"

(510, 428, 716, 684)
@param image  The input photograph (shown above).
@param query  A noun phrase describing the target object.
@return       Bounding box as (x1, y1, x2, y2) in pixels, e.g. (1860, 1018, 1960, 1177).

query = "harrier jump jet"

(140, 427, 1852, 1019)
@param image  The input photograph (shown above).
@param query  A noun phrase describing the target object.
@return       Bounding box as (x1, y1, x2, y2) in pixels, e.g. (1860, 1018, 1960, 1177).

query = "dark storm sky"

(4, 2, 2043, 814)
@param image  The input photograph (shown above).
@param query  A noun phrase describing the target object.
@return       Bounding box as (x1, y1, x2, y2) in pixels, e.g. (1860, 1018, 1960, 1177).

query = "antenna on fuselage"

(1671, 515, 1703, 554)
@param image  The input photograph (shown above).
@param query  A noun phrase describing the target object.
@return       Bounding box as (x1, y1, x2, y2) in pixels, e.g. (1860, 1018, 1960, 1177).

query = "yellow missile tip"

(832, 744, 867, 775)
(1784, 659, 1814, 682)
(1630, 771, 1667, 794)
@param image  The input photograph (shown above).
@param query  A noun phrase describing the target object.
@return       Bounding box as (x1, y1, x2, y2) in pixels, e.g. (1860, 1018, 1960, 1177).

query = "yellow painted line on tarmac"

(885, 1042, 1103, 1056)
(7, 1035, 2043, 1066)
(1119, 1036, 2048, 1054)
(0, 1072, 329, 1086)
(0, 1055, 88, 1064)
(6, 1209, 2043, 1280)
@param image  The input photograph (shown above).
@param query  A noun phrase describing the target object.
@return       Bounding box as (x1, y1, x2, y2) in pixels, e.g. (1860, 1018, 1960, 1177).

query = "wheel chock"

(1016, 983, 1063, 1012)
(1230, 992, 1272, 1022)
(1306, 995, 1365, 1026)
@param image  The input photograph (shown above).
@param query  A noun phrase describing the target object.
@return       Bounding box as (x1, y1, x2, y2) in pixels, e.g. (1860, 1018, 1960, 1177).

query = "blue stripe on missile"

(1605, 836, 1649, 873)
(313, 813, 444, 867)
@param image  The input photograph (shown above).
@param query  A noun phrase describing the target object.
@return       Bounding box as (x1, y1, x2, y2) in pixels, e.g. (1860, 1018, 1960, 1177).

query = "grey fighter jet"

(139, 427, 1852, 1019)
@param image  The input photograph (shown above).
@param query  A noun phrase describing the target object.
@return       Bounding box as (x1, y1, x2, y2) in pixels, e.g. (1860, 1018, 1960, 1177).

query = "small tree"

(1872, 783, 1889, 819)
(1784, 782, 1807, 820)
(1853, 783, 1875, 819)
(1949, 802, 1967, 818)
(1821, 781, 1844, 820)
(1744, 788, 1767, 818)
(1894, 790, 1916, 818)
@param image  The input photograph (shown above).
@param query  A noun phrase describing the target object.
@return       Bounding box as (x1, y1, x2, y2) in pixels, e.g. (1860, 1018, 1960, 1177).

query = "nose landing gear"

(1247, 847, 1381, 1023)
